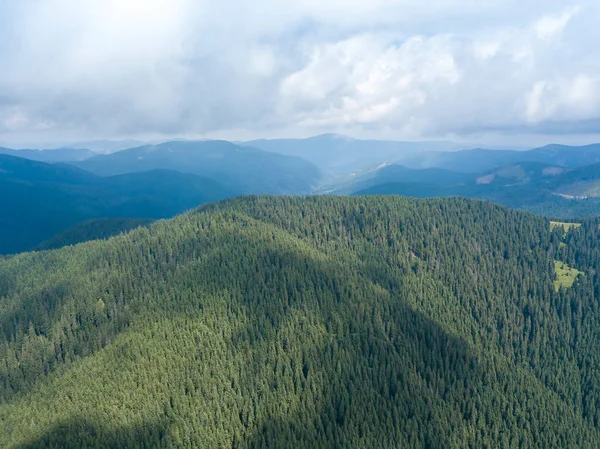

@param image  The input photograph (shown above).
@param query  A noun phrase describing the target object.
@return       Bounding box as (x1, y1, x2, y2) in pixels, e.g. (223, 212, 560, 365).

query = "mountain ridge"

(72, 140, 321, 194)
(0, 154, 234, 254)
(2, 196, 600, 447)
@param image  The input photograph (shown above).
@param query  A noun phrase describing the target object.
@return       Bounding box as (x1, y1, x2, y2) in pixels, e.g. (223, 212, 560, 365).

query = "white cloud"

(534, 7, 581, 41)
(0, 0, 599, 142)
(278, 34, 460, 130)
(525, 75, 600, 123)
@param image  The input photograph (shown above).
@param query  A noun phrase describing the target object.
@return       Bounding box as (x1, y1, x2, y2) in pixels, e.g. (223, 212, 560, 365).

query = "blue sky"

(0, 0, 599, 147)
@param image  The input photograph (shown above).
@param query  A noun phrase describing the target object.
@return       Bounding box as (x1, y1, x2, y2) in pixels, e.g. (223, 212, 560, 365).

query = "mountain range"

(352, 161, 600, 218)
(0, 155, 233, 254)
(4, 136, 600, 446)
(244, 133, 467, 175)
(0, 146, 96, 162)
(72, 140, 321, 194)
(397, 143, 600, 173)
(2, 135, 600, 253)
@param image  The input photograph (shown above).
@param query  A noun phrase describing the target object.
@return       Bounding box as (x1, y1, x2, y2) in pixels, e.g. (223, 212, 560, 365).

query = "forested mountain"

(549, 162, 600, 197)
(353, 161, 600, 218)
(1, 196, 600, 447)
(398, 143, 600, 173)
(34, 218, 154, 251)
(0, 155, 233, 254)
(243, 134, 466, 174)
(72, 140, 321, 194)
(0, 147, 96, 162)
(331, 164, 470, 194)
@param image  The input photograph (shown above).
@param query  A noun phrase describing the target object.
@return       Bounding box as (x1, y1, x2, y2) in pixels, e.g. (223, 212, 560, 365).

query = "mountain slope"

(332, 164, 470, 194)
(547, 162, 600, 197)
(399, 143, 600, 173)
(0, 155, 234, 254)
(34, 218, 154, 251)
(352, 161, 600, 218)
(0, 147, 96, 162)
(1, 196, 600, 447)
(73, 140, 321, 194)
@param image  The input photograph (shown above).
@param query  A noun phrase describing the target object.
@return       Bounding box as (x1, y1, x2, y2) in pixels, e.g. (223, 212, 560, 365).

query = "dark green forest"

(0, 196, 599, 448)
(34, 218, 154, 251)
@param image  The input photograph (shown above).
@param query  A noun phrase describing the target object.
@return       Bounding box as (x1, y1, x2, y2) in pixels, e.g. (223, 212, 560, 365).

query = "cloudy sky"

(0, 0, 599, 146)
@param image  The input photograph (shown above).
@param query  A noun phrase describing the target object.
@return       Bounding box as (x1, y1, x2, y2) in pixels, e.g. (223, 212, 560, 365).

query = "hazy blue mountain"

(73, 140, 321, 194)
(471, 162, 567, 187)
(0, 155, 234, 254)
(331, 164, 470, 194)
(354, 181, 600, 218)
(545, 162, 600, 197)
(352, 161, 600, 218)
(533, 144, 600, 167)
(0, 154, 99, 184)
(470, 161, 600, 197)
(60, 140, 147, 154)
(243, 134, 468, 175)
(399, 143, 600, 173)
(0, 146, 97, 162)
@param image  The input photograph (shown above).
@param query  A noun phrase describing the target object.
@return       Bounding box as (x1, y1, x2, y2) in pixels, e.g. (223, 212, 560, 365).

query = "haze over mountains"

(243, 134, 468, 175)
(353, 162, 600, 219)
(399, 144, 600, 173)
(3, 135, 600, 254)
(0, 155, 233, 254)
(0, 146, 96, 162)
(72, 140, 321, 195)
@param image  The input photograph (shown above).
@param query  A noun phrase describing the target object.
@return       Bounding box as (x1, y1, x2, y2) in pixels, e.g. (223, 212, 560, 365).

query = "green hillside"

(1, 197, 599, 447)
(34, 218, 154, 251)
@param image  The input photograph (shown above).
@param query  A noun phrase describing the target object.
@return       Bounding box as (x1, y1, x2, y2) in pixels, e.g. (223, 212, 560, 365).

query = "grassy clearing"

(550, 221, 582, 232)
(554, 260, 582, 291)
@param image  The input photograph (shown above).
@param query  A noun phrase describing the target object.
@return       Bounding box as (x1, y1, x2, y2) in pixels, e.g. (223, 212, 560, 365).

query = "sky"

(0, 0, 599, 147)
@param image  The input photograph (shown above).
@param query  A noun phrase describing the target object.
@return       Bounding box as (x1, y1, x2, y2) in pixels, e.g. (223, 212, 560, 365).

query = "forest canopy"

(0, 196, 598, 448)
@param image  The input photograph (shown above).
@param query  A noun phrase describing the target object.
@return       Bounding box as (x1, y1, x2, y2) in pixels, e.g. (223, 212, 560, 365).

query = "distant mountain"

(244, 134, 468, 175)
(399, 143, 600, 173)
(0, 146, 96, 162)
(546, 162, 600, 198)
(60, 140, 147, 154)
(0, 155, 234, 254)
(472, 162, 567, 187)
(72, 140, 321, 194)
(331, 164, 470, 194)
(352, 161, 600, 218)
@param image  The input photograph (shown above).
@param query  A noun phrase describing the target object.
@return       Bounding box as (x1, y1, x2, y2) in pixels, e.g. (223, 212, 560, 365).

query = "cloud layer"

(0, 0, 599, 143)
